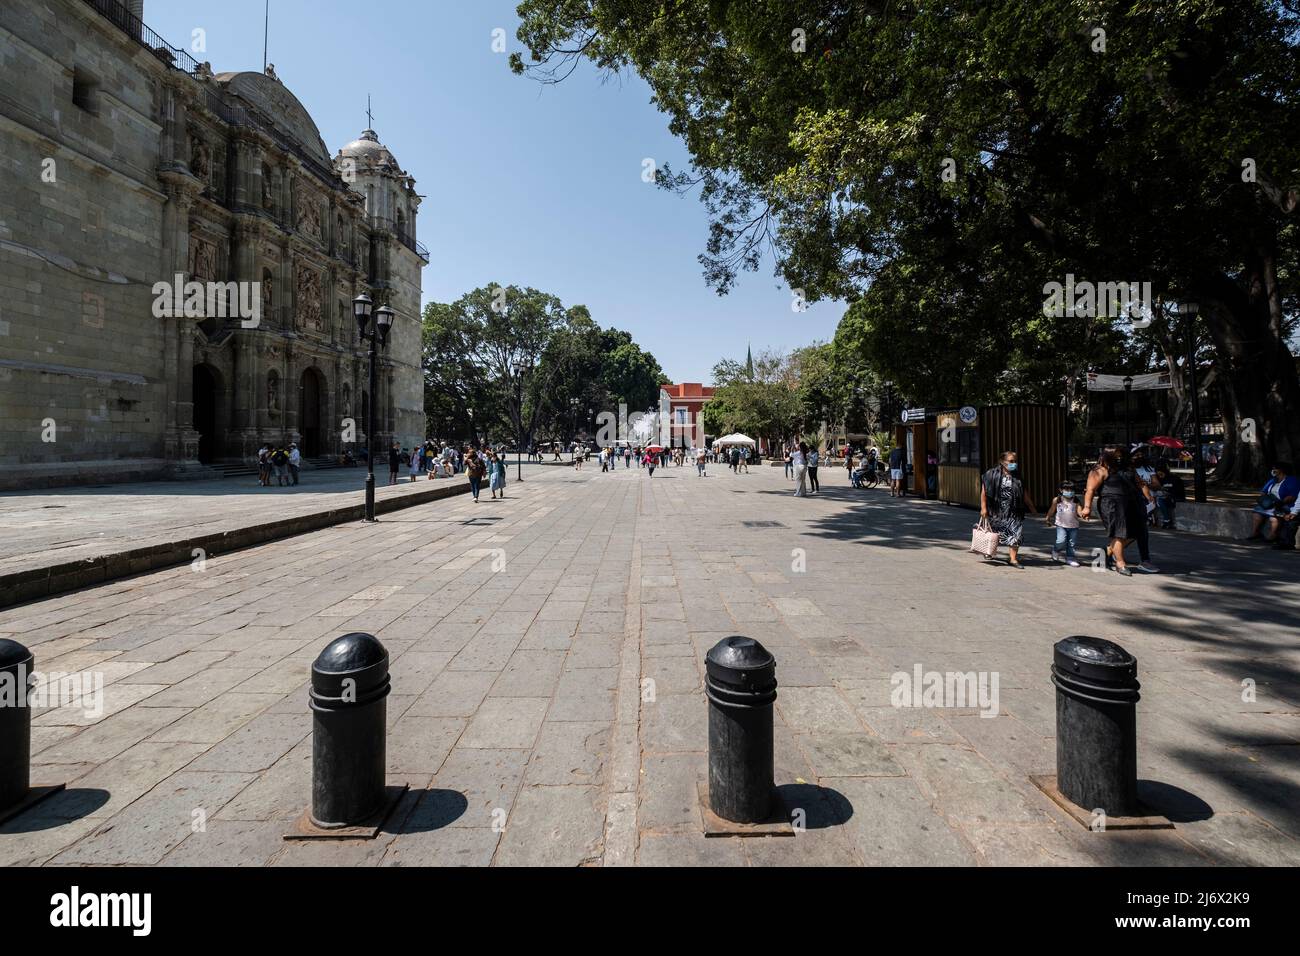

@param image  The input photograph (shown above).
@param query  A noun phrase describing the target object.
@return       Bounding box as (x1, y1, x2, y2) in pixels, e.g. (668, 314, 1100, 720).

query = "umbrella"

(645, 444, 664, 452)
(1148, 436, 1185, 449)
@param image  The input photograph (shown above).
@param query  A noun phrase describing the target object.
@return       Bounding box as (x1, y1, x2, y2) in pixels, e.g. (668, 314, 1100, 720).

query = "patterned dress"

(991, 474, 1024, 547)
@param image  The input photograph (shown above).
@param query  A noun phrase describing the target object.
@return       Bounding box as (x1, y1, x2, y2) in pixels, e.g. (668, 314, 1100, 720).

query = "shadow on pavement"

(0, 787, 111, 832)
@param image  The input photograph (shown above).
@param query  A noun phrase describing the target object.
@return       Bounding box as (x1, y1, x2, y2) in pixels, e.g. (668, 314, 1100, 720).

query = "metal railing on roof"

(371, 217, 430, 264)
(86, 0, 343, 190)
(82, 0, 201, 75)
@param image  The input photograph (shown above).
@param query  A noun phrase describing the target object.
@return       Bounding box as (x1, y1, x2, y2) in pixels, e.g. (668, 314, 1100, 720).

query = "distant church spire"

(746, 344, 754, 378)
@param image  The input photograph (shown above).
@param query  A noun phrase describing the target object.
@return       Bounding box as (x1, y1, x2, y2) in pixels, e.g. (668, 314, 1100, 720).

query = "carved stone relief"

(295, 264, 323, 332)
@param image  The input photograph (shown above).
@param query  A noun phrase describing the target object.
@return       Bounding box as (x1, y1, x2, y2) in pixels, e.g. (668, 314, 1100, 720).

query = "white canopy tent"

(715, 433, 756, 446)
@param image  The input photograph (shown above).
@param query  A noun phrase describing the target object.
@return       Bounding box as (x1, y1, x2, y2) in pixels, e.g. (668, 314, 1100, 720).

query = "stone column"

(158, 172, 204, 469)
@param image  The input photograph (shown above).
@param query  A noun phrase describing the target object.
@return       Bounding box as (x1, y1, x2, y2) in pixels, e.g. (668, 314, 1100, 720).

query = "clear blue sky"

(145, 0, 843, 382)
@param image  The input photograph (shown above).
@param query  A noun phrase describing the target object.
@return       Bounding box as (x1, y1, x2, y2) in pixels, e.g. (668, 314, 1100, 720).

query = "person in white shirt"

(792, 442, 809, 497)
(288, 443, 301, 486)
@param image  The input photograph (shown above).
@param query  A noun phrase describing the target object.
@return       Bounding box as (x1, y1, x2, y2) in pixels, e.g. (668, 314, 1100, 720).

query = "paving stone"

(149, 693, 282, 744)
(827, 776, 979, 865)
(215, 742, 311, 822)
(52, 771, 257, 865)
(796, 733, 904, 778)
(637, 831, 746, 866)
(525, 721, 610, 787)
(641, 694, 706, 753)
(406, 670, 497, 718)
(187, 713, 310, 773)
(459, 697, 550, 750)
(160, 820, 288, 866)
(383, 826, 501, 866)
(490, 650, 565, 697)
(777, 686, 865, 734)
(891, 743, 1050, 825)
(427, 748, 528, 829)
(494, 785, 604, 866)
(639, 752, 703, 831)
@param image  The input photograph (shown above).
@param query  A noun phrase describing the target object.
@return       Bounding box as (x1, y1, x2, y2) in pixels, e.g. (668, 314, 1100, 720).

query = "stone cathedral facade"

(0, 0, 427, 490)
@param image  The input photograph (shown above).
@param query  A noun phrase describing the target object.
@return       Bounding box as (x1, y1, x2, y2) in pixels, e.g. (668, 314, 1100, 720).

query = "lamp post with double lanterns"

(1176, 301, 1208, 502)
(513, 360, 529, 481)
(353, 292, 394, 522)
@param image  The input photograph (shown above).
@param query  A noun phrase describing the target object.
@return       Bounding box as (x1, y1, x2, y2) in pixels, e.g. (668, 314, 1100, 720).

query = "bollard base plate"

(0, 784, 66, 827)
(284, 784, 409, 841)
(697, 780, 795, 838)
(1030, 775, 1174, 831)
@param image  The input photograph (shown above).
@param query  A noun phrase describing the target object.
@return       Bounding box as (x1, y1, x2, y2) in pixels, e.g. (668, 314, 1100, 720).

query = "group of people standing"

(385, 441, 507, 502)
(786, 442, 821, 497)
(256, 443, 300, 487)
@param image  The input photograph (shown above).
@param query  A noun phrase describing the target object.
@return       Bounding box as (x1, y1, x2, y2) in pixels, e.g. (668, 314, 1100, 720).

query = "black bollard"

(309, 632, 391, 828)
(0, 639, 34, 812)
(705, 636, 777, 823)
(1051, 635, 1141, 817)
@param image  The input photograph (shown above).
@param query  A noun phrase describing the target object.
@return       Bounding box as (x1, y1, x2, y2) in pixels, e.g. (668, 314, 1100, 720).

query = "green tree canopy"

(513, 0, 1300, 481)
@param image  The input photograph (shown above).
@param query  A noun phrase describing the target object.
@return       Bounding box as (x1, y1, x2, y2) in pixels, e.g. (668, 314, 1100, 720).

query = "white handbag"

(970, 517, 999, 558)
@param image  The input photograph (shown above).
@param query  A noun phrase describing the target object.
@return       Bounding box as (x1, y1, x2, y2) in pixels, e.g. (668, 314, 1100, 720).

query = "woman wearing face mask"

(1246, 462, 1299, 543)
(979, 450, 1038, 568)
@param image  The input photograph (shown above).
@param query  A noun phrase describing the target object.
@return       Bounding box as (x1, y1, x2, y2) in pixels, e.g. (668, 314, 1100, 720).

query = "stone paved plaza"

(1, 460, 1298, 866)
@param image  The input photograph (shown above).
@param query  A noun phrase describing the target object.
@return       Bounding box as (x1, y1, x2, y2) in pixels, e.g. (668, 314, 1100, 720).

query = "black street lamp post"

(1123, 375, 1134, 449)
(1176, 302, 1208, 502)
(353, 292, 394, 522)
(512, 360, 528, 482)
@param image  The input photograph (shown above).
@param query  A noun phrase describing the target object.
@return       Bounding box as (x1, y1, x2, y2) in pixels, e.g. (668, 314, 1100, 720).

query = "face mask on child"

(1062, 491, 1074, 499)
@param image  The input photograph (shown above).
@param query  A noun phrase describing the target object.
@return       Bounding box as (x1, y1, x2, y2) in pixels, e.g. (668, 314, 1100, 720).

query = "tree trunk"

(1197, 251, 1300, 485)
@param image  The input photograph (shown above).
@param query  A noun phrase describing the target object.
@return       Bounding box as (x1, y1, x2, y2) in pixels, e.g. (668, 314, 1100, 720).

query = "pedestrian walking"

(257, 444, 271, 487)
(696, 446, 707, 476)
(388, 443, 401, 486)
(807, 447, 820, 494)
(1080, 445, 1158, 575)
(888, 445, 906, 497)
(1046, 480, 1082, 566)
(466, 447, 486, 501)
(645, 451, 656, 476)
(288, 443, 301, 486)
(979, 450, 1037, 568)
(408, 446, 421, 482)
(792, 442, 809, 497)
(784, 447, 793, 479)
(489, 451, 507, 499)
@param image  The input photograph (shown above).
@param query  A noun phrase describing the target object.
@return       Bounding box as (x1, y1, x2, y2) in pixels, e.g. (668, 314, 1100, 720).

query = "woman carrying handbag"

(978, 450, 1037, 568)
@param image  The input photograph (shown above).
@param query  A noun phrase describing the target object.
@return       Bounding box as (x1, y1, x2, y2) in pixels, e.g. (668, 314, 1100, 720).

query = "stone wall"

(0, 1, 171, 488)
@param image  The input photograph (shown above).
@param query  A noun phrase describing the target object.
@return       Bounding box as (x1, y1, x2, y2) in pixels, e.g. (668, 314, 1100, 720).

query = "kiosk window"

(942, 428, 980, 465)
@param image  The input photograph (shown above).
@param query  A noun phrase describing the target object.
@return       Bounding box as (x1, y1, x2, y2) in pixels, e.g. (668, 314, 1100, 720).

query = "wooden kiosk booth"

(892, 408, 939, 498)
(932, 403, 1067, 510)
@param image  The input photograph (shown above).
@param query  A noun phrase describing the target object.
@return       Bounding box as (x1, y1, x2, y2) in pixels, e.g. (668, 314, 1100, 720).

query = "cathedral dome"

(337, 129, 401, 171)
